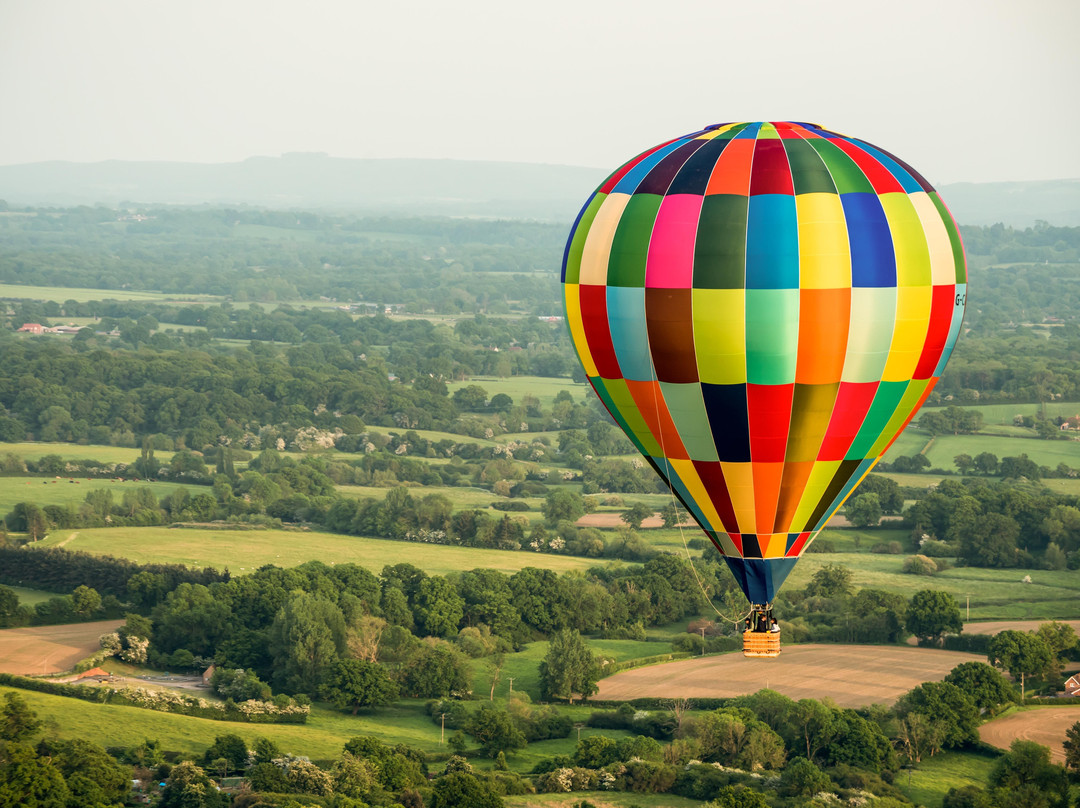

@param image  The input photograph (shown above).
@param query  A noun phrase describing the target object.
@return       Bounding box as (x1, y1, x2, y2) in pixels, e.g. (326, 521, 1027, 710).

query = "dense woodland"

(2, 207, 1080, 807)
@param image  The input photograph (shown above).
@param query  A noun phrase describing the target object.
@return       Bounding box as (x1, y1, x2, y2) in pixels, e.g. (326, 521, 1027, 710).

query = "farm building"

(1065, 674, 1080, 696)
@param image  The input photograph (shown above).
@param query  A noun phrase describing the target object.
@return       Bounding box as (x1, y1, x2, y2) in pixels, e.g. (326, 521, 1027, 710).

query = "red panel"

(786, 532, 812, 557)
(723, 532, 744, 555)
(749, 139, 794, 196)
(816, 381, 880, 460)
(747, 383, 795, 463)
(829, 138, 904, 194)
(693, 460, 740, 533)
(625, 379, 689, 460)
(598, 139, 680, 194)
(913, 285, 956, 379)
(704, 138, 755, 196)
(578, 285, 622, 378)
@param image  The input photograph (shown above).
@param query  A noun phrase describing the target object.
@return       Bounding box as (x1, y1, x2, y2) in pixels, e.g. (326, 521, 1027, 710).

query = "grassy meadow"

(0, 282, 218, 304)
(0, 477, 201, 514)
(31, 526, 622, 577)
(895, 750, 998, 808)
(0, 441, 170, 465)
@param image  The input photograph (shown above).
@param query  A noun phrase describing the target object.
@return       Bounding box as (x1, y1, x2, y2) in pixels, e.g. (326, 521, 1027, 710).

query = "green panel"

(846, 380, 908, 458)
(867, 378, 930, 456)
(929, 192, 967, 283)
(659, 381, 719, 462)
(606, 194, 662, 287)
(593, 377, 663, 457)
(564, 193, 606, 285)
(693, 194, 749, 289)
(590, 377, 651, 458)
(745, 289, 799, 385)
(784, 139, 838, 195)
(758, 123, 780, 139)
(807, 140, 875, 194)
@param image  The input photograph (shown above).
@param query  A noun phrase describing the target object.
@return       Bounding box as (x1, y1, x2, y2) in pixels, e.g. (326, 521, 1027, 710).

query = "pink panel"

(645, 194, 703, 289)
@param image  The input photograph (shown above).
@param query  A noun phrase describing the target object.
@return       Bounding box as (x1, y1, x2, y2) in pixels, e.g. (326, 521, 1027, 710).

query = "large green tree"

(905, 590, 962, 646)
(322, 659, 398, 714)
(538, 628, 601, 703)
(988, 630, 1054, 700)
(268, 591, 347, 693)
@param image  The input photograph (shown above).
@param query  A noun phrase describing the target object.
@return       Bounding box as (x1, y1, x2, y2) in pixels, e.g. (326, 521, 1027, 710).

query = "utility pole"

(440, 713, 445, 745)
(700, 626, 706, 656)
(965, 594, 971, 622)
(507, 676, 514, 696)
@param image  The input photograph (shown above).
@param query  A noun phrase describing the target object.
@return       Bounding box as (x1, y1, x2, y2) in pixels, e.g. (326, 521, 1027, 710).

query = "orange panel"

(704, 139, 755, 196)
(751, 461, 785, 536)
(796, 288, 851, 384)
(772, 460, 815, 533)
(624, 379, 689, 460)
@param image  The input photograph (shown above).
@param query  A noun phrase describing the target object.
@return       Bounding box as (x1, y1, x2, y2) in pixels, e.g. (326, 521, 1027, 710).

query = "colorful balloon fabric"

(562, 121, 966, 604)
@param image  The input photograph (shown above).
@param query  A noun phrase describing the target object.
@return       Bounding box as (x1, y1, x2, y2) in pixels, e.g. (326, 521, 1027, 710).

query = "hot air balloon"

(562, 121, 966, 656)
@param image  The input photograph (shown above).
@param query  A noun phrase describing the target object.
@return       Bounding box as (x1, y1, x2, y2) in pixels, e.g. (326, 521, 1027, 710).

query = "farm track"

(595, 644, 984, 707)
(0, 619, 122, 675)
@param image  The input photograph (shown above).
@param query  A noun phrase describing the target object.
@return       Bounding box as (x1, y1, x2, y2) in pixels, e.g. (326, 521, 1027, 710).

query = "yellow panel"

(879, 193, 932, 287)
(579, 193, 631, 285)
(867, 378, 931, 456)
(720, 461, 756, 534)
(788, 460, 842, 530)
(563, 285, 597, 377)
(666, 458, 723, 529)
(694, 124, 739, 140)
(758, 532, 788, 559)
(909, 192, 956, 286)
(693, 288, 746, 384)
(796, 194, 851, 289)
(882, 285, 932, 382)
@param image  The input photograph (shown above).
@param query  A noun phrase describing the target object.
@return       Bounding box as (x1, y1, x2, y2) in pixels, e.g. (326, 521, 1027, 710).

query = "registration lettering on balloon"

(562, 121, 966, 608)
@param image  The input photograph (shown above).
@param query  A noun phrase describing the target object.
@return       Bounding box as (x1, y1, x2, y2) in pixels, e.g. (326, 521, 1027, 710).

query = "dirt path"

(979, 708, 1080, 763)
(595, 644, 983, 708)
(57, 531, 79, 547)
(0, 619, 122, 675)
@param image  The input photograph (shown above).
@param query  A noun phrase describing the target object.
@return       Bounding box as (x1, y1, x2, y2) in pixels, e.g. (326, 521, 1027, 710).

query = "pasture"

(448, 376, 588, 408)
(6, 586, 55, 606)
(31, 526, 617, 577)
(921, 434, 1080, 470)
(979, 706, 1080, 764)
(595, 645, 984, 707)
(0, 619, 122, 675)
(0, 282, 218, 304)
(0, 476, 201, 514)
(895, 750, 998, 808)
(0, 441, 169, 465)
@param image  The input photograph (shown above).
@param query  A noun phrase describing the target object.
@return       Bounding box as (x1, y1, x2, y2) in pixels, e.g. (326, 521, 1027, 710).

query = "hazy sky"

(1, 0, 1076, 183)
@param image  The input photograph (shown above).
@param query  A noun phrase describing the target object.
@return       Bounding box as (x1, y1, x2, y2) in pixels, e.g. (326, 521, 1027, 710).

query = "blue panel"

(605, 285, 653, 381)
(811, 456, 876, 532)
(612, 139, 694, 195)
(842, 193, 896, 287)
(733, 122, 763, 139)
(723, 557, 799, 604)
(852, 140, 924, 193)
(745, 195, 799, 289)
(934, 283, 966, 377)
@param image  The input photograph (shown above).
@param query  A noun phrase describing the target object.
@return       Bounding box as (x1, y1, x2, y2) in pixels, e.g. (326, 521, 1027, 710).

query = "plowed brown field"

(979, 707, 1080, 763)
(595, 644, 983, 707)
(0, 620, 122, 675)
(963, 620, 1080, 635)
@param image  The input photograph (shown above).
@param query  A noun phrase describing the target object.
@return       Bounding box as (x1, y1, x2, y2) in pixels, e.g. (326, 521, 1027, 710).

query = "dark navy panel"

(701, 383, 752, 462)
(667, 137, 732, 195)
(802, 457, 863, 531)
(723, 557, 799, 604)
(634, 139, 709, 195)
(842, 193, 897, 287)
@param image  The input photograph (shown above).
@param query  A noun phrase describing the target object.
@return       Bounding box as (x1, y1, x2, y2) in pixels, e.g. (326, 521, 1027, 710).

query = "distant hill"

(0, 154, 1077, 226)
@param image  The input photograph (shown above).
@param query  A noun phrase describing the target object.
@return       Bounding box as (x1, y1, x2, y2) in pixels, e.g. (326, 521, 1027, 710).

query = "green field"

(3, 688, 443, 759)
(0, 441, 170, 466)
(448, 376, 589, 408)
(6, 586, 56, 606)
(0, 282, 218, 304)
(0, 477, 202, 514)
(920, 434, 1080, 470)
(922, 401, 1080, 425)
(895, 750, 997, 808)
(337, 483, 543, 513)
(31, 526, 619, 577)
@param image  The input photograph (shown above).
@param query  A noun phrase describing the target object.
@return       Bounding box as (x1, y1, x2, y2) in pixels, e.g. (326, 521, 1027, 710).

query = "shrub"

(902, 555, 938, 576)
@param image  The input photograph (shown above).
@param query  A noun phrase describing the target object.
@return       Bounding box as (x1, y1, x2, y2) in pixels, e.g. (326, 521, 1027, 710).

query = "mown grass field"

(448, 376, 588, 408)
(505, 794, 703, 808)
(921, 434, 1080, 470)
(0, 282, 218, 304)
(31, 526, 619, 577)
(7, 585, 56, 606)
(895, 750, 998, 808)
(0, 441, 171, 465)
(0, 477, 202, 514)
(2, 687, 444, 759)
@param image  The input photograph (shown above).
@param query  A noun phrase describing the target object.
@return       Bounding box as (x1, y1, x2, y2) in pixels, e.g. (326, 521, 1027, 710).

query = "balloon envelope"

(562, 121, 966, 604)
